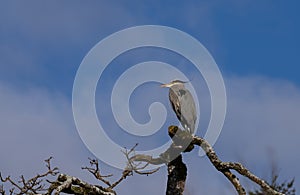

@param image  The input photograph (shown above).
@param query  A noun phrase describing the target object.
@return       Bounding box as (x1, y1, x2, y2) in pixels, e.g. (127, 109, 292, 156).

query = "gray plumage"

(161, 80, 197, 134)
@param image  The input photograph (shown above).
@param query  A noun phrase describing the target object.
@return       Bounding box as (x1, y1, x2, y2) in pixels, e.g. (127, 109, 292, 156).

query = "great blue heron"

(161, 80, 197, 134)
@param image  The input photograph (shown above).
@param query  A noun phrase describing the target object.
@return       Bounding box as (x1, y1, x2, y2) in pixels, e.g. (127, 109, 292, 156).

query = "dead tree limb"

(81, 144, 159, 191)
(0, 144, 159, 195)
(131, 125, 284, 195)
(47, 173, 116, 195)
(0, 157, 58, 195)
(192, 136, 284, 195)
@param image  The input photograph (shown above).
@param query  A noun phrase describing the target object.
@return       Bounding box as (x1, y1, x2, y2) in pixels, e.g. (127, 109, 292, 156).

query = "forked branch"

(0, 157, 58, 195)
(130, 126, 284, 195)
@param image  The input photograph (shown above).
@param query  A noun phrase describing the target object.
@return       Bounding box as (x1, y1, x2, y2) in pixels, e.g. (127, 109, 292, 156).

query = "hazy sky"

(0, 1, 299, 194)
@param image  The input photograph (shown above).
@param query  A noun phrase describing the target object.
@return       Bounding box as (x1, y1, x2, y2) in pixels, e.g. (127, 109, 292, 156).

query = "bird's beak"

(160, 83, 170, 88)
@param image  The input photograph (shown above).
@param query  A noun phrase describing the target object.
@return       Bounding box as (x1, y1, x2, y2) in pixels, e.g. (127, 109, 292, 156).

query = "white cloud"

(1, 74, 299, 194)
(0, 83, 86, 176)
(202, 75, 300, 193)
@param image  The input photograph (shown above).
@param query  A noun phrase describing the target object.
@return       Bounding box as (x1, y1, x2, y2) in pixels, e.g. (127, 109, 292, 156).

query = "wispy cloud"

(214, 75, 300, 192)
(0, 82, 86, 176)
(1, 74, 299, 194)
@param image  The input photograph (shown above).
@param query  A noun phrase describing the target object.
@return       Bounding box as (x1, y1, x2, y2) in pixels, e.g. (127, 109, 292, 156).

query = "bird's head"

(160, 80, 187, 88)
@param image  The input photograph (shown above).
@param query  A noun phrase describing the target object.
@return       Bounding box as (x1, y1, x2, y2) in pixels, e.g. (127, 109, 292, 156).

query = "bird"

(161, 80, 197, 134)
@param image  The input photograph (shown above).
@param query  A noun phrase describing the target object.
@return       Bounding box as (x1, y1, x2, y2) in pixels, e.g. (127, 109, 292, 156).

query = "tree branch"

(192, 136, 284, 195)
(130, 126, 284, 195)
(47, 174, 116, 195)
(81, 158, 113, 188)
(0, 157, 58, 195)
(0, 157, 119, 195)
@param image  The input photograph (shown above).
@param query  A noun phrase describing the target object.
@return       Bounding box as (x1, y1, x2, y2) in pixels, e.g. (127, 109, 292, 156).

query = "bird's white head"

(160, 80, 187, 88)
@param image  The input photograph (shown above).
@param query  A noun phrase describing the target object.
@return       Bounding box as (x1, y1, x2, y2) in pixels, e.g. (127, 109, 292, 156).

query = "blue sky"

(1, 1, 299, 194)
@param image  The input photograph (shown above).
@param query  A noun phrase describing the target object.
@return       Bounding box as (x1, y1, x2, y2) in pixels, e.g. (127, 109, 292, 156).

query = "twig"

(81, 158, 113, 187)
(81, 144, 159, 191)
(110, 144, 159, 189)
(0, 157, 59, 195)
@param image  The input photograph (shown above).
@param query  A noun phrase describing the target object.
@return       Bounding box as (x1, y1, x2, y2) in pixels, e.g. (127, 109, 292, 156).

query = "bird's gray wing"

(181, 90, 197, 133)
(169, 87, 197, 133)
(169, 88, 182, 122)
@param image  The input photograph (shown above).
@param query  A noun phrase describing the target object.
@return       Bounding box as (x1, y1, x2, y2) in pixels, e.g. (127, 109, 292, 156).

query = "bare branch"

(81, 158, 113, 187)
(0, 184, 5, 195)
(123, 144, 160, 176)
(0, 157, 58, 195)
(130, 126, 285, 195)
(193, 135, 284, 195)
(110, 144, 159, 189)
(129, 154, 166, 165)
(48, 174, 116, 195)
(81, 144, 159, 192)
